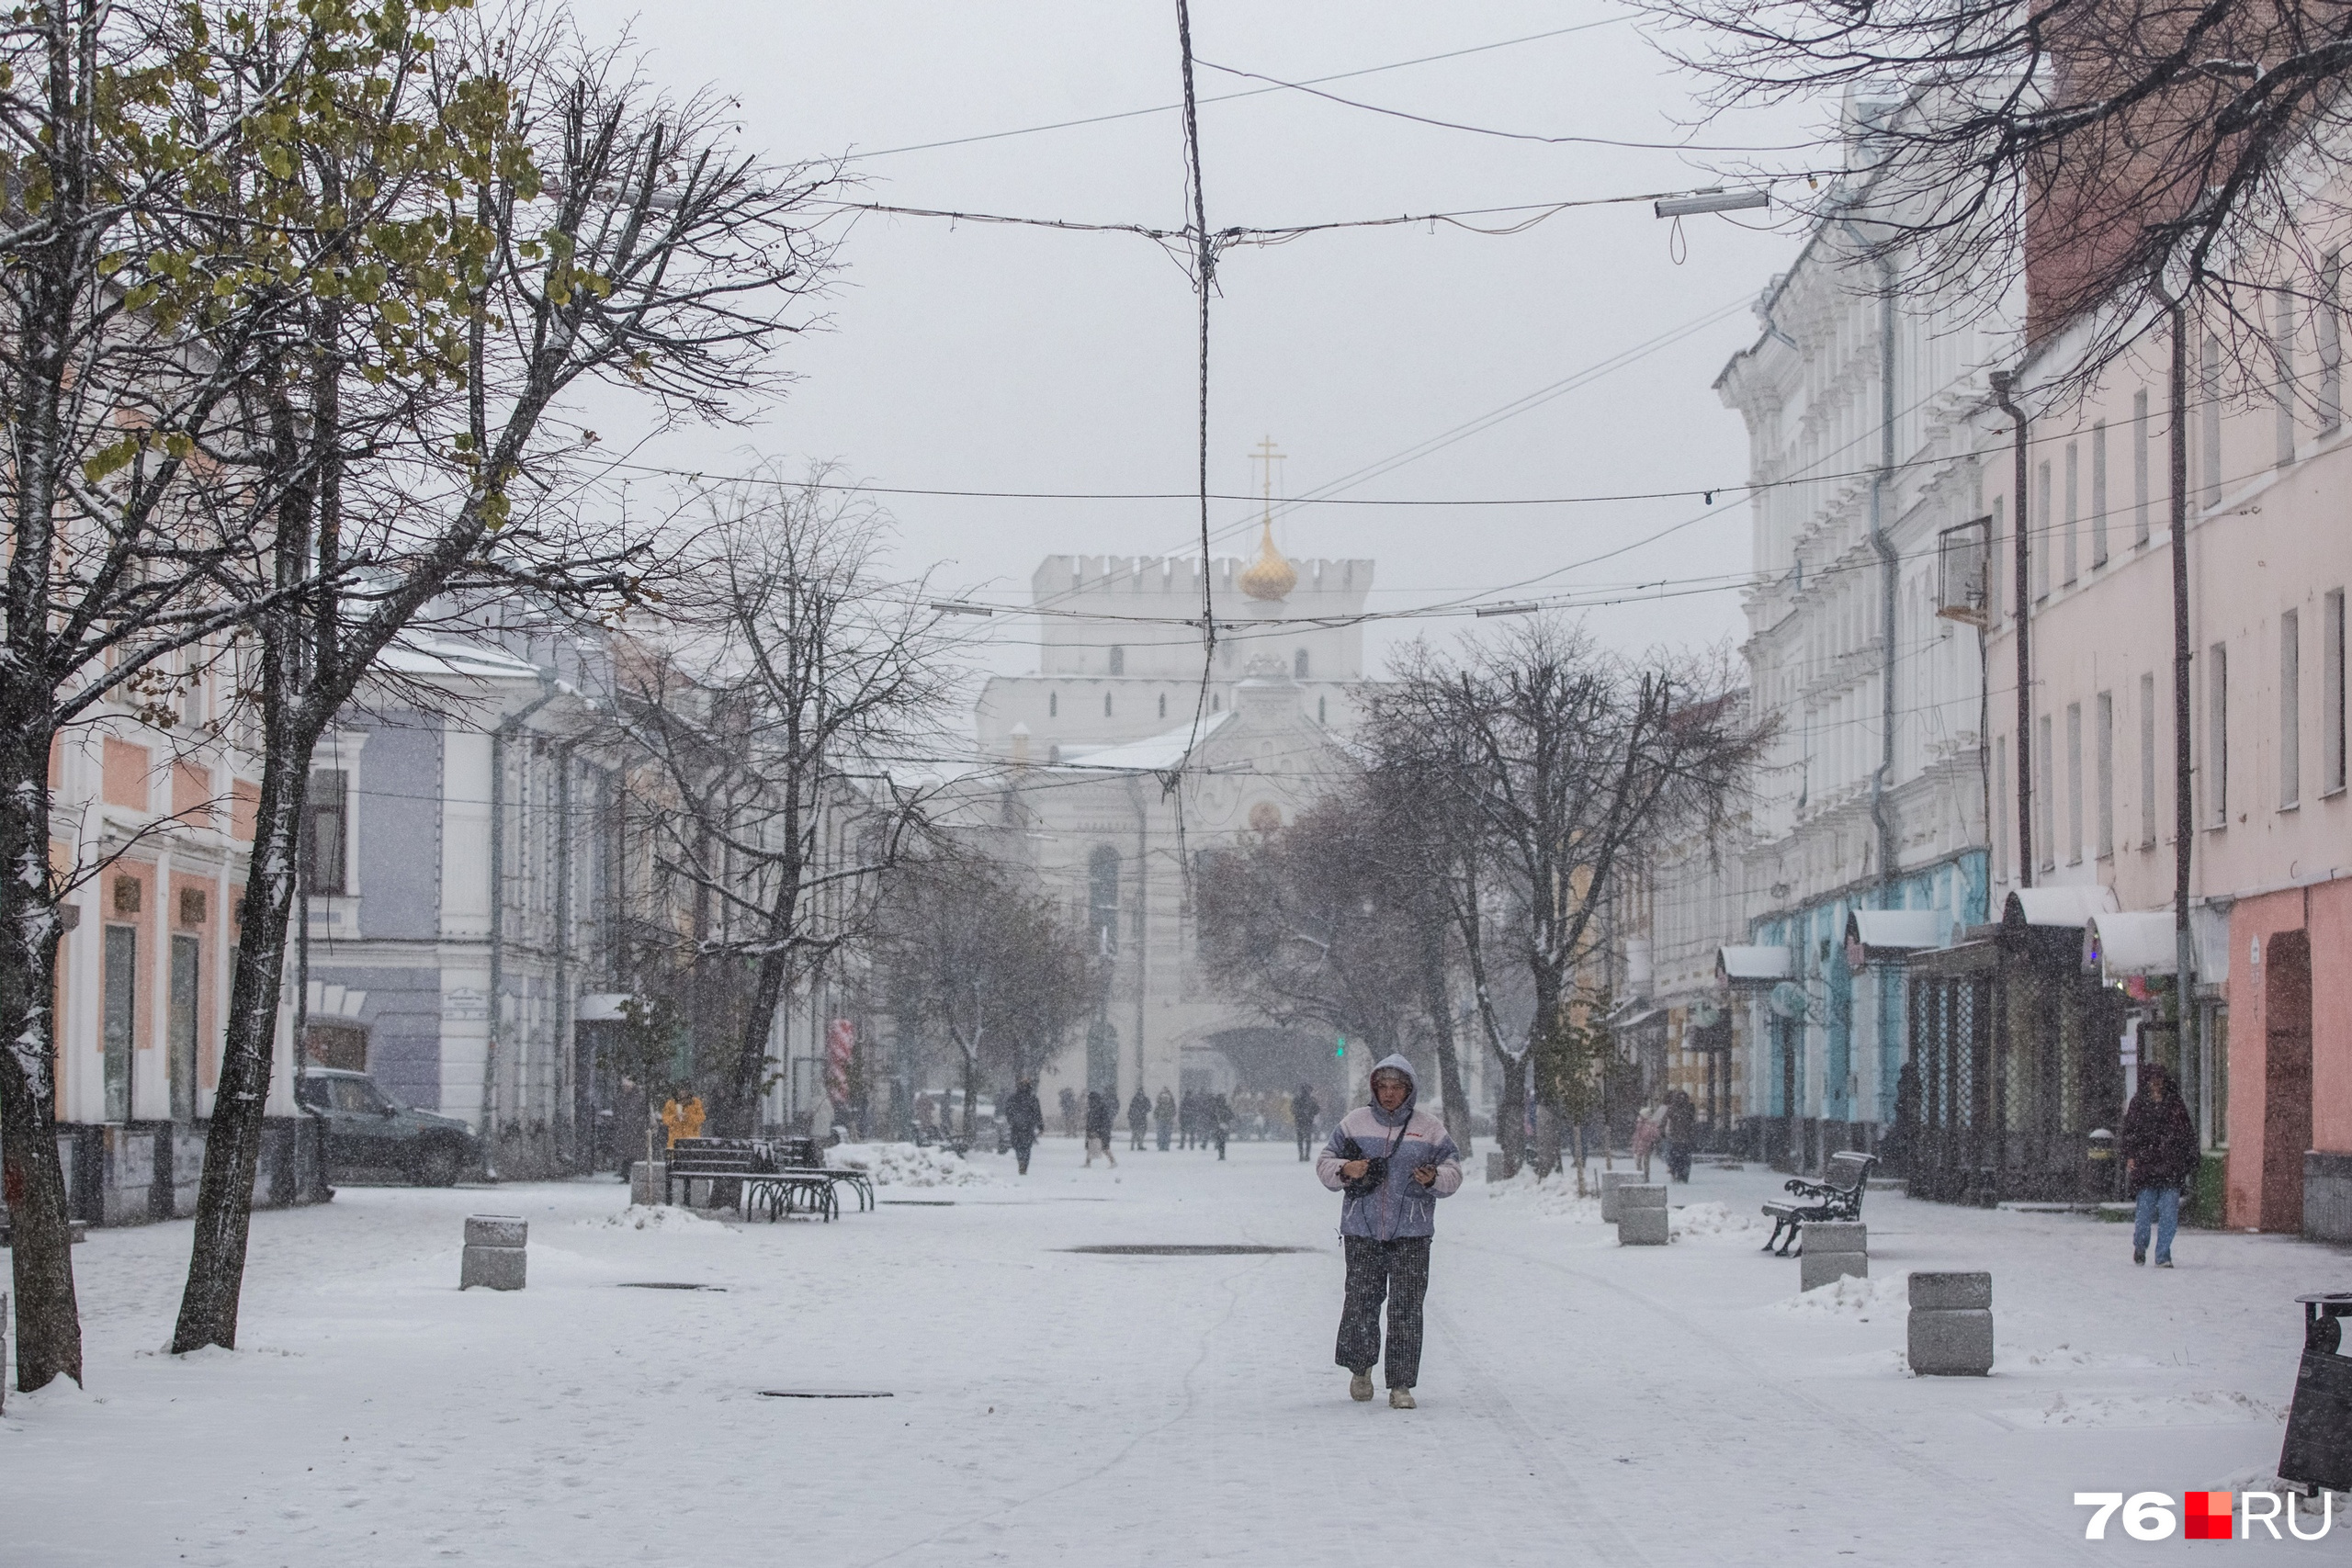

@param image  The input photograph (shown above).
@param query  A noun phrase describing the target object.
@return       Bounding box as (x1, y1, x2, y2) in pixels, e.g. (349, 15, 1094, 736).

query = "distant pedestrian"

(2121, 1063, 2198, 1267)
(1665, 1089, 1697, 1183)
(1127, 1089, 1151, 1151)
(1179, 1089, 1199, 1150)
(1293, 1084, 1321, 1161)
(1155, 1088, 1176, 1151)
(1632, 1101, 1664, 1181)
(1318, 1056, 1461, 1410)
(1083, 1089, 1119, 1168)
(1209, 1092, 1232, 1160)
(1059, 1086, 1080, 1140)
(1003, 1077, 1044, 1176)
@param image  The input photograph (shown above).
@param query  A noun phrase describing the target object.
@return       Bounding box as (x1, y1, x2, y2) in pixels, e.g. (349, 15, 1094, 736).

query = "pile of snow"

(1770, 1271, 1908, 1317)
(827, 1141, 993, 1188)
(582, 1204, 737, 1235)
(1482, 1168, 1600, 1222)
(2018, 1343, 2166, 1371)
(1993, 1390, 2285, 1430)
(1668, 1201, 1754, 1240)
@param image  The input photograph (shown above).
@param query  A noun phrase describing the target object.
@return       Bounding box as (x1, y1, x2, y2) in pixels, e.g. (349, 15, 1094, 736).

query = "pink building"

(1991, 259, 2352, 1234)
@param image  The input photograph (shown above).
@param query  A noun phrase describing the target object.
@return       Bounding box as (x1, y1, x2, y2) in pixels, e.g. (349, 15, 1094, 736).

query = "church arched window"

(1109, 645, 1125, 675)
(1294, 649, 1309, 679)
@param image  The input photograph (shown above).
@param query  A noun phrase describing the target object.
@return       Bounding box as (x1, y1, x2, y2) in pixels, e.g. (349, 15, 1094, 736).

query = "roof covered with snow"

(1050, 709, 1237, 773)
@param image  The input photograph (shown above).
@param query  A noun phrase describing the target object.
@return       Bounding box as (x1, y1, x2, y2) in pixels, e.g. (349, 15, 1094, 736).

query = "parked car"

(295, 1068, 482, 1186)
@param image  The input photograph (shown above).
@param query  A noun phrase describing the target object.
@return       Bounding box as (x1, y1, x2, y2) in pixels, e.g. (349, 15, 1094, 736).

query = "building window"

(103, 924, 136, 1122)
(2096, 691, 2114, 858)
(302, 769, 348, 896)
(2132, 389, 2152, 545)
(2139, 671, 2158, 848)
(1158, 693, 1167, 719)
(1108, 645, 1125, 676)
(1317, 694, 1327, 726)
(1294, 649, 1309, 679)
(2036, 714, 2055, 870)
(1087, 845, 1120, 954)
(2325, 589, 2346, 794)
(2063, 441, 2079, 585)
(2201, 335, 2223, 507)
(2322, 254, 2343, 434)
(169, 933, 199, 1123)
(2280, 609, 2301, 808)
(1049, 693, 1057, 718)
(2089, 422, 2109, 568)
(2034, 461, 2052, 598)
(2275, 290, 2299, 468)
(2208, 642, 2229, 824)
(2066, 702, 2084, 863)
(1994, 735, 2009, 881)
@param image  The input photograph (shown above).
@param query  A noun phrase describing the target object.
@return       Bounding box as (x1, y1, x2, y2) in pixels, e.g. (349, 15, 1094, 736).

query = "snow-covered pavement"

(5, 1141, 2346, 1564)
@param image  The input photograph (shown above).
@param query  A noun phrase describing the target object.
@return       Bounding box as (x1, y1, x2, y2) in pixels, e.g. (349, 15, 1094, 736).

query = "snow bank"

(1770, 1271, 1907, 1317)
(1668, 1201, 1754, 1240)
(1990, 1390, 2286, 1430)
(581, 1204, 738, 1235)
(1481, 1168, 1600, 1222)
(828, 1141, 993, 1188)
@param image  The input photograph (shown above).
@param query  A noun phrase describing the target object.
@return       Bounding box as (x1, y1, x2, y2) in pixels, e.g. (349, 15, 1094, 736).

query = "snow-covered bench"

(665, 1139, 845, 1221)
(1761, 1151, 1877, 1257)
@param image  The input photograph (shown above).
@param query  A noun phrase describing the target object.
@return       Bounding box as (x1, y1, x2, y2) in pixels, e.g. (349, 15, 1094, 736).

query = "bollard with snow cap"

(461, 1214, 527, 1291)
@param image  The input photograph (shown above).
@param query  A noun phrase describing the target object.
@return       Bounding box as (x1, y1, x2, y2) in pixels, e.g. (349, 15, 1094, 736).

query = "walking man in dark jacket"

(1209, 1092, 1232, 1160)
(1292, 1084, 1321, 1161)
(1083, 1089, 1118, 1168)
(2121, 1063, 2198, 1266)
(1127, 1089, 1151, 1151)
(1317, 1056, 1462, 1409)
(1003, 1078, 1044, 1176)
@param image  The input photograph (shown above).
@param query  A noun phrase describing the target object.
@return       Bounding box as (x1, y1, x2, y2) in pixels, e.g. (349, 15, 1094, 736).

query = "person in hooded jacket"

(1316, 1055, 1463, 1409)
(1127, 1088, 1151, 1151)
(1002, 1078, 1044, 1176)
(1083, 1089, 1118, 1168)
(2120, 1062, 2199, 1267)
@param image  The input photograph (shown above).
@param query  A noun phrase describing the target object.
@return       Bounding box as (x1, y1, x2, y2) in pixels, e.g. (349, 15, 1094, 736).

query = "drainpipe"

(1843, 219, 1903, 1140)
(2160, 292, 2199, 1134)
(1989, 369, 2035, 887)
(478, 678, 558, 1178)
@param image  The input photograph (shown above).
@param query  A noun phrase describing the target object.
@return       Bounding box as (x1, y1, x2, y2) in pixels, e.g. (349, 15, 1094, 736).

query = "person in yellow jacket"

(660, 1095, 707, 1147)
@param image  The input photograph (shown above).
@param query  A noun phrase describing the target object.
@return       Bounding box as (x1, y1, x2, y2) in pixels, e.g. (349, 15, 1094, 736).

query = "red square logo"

(2184, 1492, 2233, 1540)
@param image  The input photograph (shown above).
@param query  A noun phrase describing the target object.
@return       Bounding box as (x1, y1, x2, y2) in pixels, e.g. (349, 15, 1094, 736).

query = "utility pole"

(1990, 371, 2034, 886)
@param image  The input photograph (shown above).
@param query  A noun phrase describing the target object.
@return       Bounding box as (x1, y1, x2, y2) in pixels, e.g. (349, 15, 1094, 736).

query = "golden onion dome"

(1238, 521, 1296, 602)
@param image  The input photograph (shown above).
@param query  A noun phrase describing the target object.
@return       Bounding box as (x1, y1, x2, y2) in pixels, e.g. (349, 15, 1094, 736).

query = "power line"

(852, 18, 1629, 160)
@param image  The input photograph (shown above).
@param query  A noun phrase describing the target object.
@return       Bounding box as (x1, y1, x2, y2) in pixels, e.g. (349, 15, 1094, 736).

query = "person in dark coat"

(1664, 1089, 1697, 1182)
(1154, 1087, 1176, 1151)
(1209, 1092, 1233, 1160)
(1058, 1086, 1080, 1140)
(1083, 1089, 1118, 1168)
(1179, 1089, 1199, 1150)
(2120, 1063, 2199, 1266)
(1293, 1084, 1321, 1161)
(1127, 1089, 1151, 1151)
(1002, 1078, 1045, 1175)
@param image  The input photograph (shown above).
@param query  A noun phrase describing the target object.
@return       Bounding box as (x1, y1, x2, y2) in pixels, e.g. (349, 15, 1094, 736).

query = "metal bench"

(774, 1136, 875, 1213)
(664, 1137, 869, 1222)
(1761, 1150, 1878, 1256)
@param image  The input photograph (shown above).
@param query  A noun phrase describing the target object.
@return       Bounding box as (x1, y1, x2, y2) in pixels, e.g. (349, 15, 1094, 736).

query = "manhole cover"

(618, 1282, 728, 1292)
(879, 1199, 955, 1207)
(758, 1389, 894, 1399)
(1063, 1245, 1306, 1256)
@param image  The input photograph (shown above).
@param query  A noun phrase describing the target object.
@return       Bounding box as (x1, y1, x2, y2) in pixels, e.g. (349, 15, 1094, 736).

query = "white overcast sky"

(562, 1, 1815, 680)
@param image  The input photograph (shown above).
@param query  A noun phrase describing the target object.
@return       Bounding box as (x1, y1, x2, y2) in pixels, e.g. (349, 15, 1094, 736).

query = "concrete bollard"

(1617, 1183, 1669, 1246)
(1800, 1221, 1869, 1292)
(630, 1159, 668, 1208)
(1599, 1171, 1635, 1223)
(1907, 1271, 1993, 1374)
(460, 1214, 527, 1292)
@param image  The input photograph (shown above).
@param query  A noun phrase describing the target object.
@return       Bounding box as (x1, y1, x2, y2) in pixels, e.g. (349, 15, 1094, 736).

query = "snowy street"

(5, 1142, 2341, 1565)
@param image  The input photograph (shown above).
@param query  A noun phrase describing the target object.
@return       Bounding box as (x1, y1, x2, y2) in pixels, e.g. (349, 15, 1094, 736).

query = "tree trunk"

(961, 1053, 978, 1144)
(1492, 1044, 1527, 1174)
(0, 771, 77, 1388)
(1416, 919, 1473, 1154)
(172, 608, 310, 1354)
(722, 942, 792, 1137)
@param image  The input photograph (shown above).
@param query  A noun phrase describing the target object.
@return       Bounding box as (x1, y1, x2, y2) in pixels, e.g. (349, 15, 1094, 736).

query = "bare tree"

(872, 850, 1095, 1143)
(1193, 791, 1431, 1108)
(1643, 0, 2352, 377)
(615, 473, 960, 1139)
(1363, 621, 1764, 1175)
(170, 11, 845, 1354)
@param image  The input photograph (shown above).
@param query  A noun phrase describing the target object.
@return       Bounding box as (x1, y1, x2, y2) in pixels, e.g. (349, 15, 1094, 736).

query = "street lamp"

(1654, 188, 1770, 218)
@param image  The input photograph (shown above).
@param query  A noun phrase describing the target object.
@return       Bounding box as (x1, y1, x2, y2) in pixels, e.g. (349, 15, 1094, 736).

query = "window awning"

(1845, 908, 1941, 962)
(1716, 944, 1792, 989)
(2002, 885, 2120, 929)
(2083, 911, 2181, 979)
